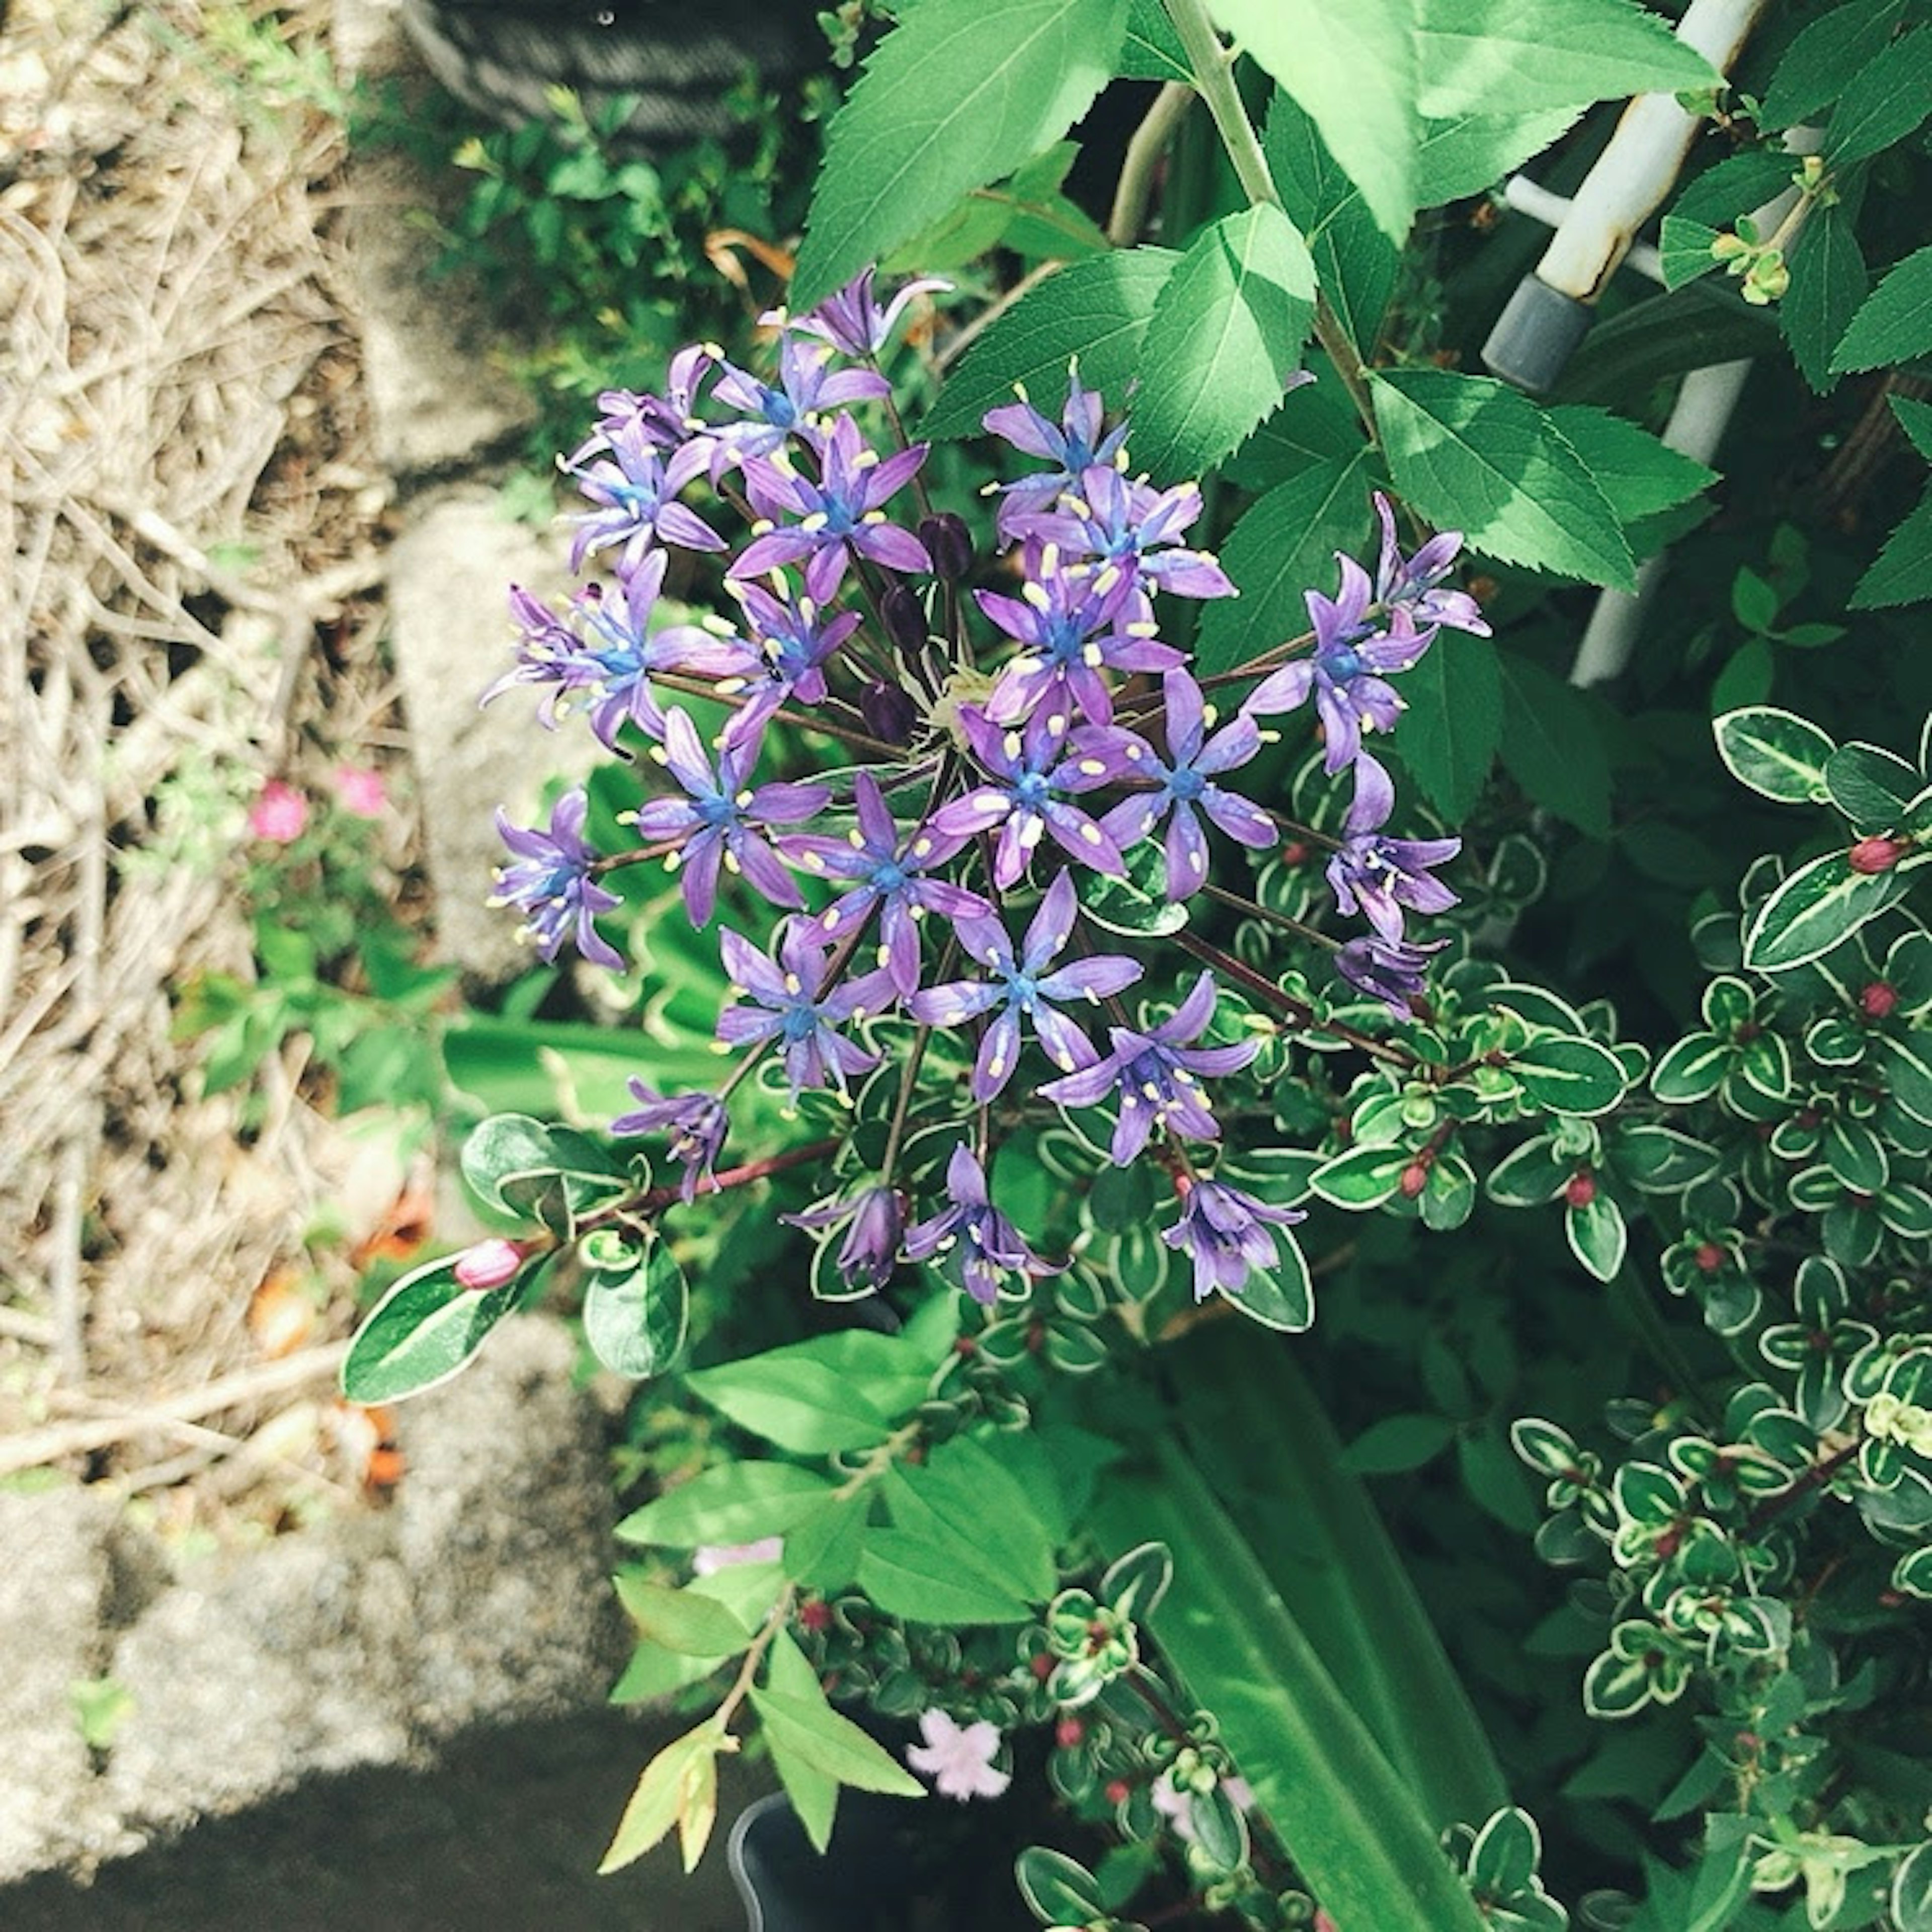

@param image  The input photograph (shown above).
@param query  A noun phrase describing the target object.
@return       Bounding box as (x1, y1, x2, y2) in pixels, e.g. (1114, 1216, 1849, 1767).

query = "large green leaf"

(684, 1333, 932, 1455)
(790, 0, 1129, 307)
(1497, 652, 1612, 838)
(761, 1634, 842, 1851)
(613, 1575, 754, 1659)
(1822, 26, 1932, 169)
(1131, 204, 1317, 477)
(1852, 491, 1932, 610)
(341, 1253, 526, 1405)
(1091, 1439, 1490, 1931)
(921, 247, 1176, 440)
(1782, 201, 1867, 394)
(1119, 0, 1191, 79)
(1832, 244, 1932, 373)
(858, 1528, 1036, 1624)
(1713, 706, 1837, 804)
(1411, 105, 1583, 203)
(1193, 454, 1375, 679)
(885, 1433, 1061, 1600)
(1413, 0, 1716, 120)
(1392, 627, 1505, 822)
(615, 1463, 836, 1550)
(1543, 405, 1717, 522)
(748, 1683, 927, 1796)
(1760, 0, 1907, 127)
(1372, 369, 1635, 589)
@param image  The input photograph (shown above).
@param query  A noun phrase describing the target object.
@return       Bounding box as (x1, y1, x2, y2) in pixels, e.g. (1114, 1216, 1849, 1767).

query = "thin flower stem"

(1158, 0, 1380, 443)
(873, 374, 936, 524)
(1107, 80, 1195, 246)
(582, 1136, 841, 1231)
(714, 1583, 799, 1732)
(651, 671, 902, 758)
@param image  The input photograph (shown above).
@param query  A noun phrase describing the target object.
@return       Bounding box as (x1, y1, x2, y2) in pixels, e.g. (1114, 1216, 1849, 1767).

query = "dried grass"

(0, 0, 409, 1507)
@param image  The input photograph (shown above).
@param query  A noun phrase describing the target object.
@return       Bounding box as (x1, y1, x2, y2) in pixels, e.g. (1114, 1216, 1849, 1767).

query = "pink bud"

(1849, 836, 1909, 875)
(332, 765, 388, 819)
(247, 778, 309, 844)
(453, 1239, 524, 1290)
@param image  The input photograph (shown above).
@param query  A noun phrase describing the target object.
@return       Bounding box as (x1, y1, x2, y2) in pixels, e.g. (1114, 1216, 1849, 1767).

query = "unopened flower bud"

(860, 678, 918, 745)
(879, 581, 929, 657)
(454, 1238, 524, 1290)
(1398, 1162, 1429, 1199)
(1860, 981, 1900, 1019)
(1850, 836, 1909, 874)
(797, 1597, 833, 1632)
(1055, 1718, 1084, 1749)
(1565, 1171, 1597, 1209)
(1104, 1779, 1133, 1806)
(1694, 1241, 1726, 1274)
(919, 511, 972, 581)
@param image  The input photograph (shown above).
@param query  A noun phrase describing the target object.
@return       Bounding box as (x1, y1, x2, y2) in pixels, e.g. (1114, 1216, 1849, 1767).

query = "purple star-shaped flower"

(904, 1145, 1052, 1306)
(978, 544, 1181, 731)
(491, 788, 624, 971)
(1162, 1179, 1308, 1304)
(783, 1182, 904, 1296)
(927, 707, 1128, 890)
(733, 415, 931, 603)
(629, 708, 829, 926)
(1374, 493, 1490, 645)
(1240, 553, 1429, 774)
(767, 268, 951, 359)
(780, 772, 989, 995)
(1335, 931, 1449, 1014)
(714, 918, 897, 1102)
(564, 416, 727, 577)
(707, 335, 890, 475)
(609, 1080, 729, 1203)
(1098, 670, 1277, 901)
(1038, 972, 1261, 1166)
(1325, 753, 1460, 940)
(1019, 464, 1235, 602)
(574, 345, 717, 461)
(984, 365, 1132, 537)
(906, 870, 1141, 1101)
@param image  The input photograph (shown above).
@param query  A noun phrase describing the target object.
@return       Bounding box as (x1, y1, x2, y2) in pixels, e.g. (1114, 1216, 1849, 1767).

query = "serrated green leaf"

(749, 1683, 927, 1796)
(791, 0, 1129, 307)
(1714, 705, 1837, 802)
(1895, 394, 1932, 460)
(1412, 105, 1584, 204)
(859, 1528, 1035, 1624)
(1131, 204, 1317, 477)
(1373, 370, 1634, 588)
(922, 248, 1175, 441)
(1193, 454, 1375, 679)
(582, 1233, 688, 1379)
(1760, 0, 1907, 128)
(1824, 27, 1932, 168)
(613, 1576, 754, 1658)
(1213, 0, 1419, 242)
(1783, 201, 1867, 394)
(1743, 848, 1907, 971)
(1119, 0, 1191, 80)
(1831, 243, 1932, 372)
(615, 1463, 836, 1549)
(1543, 405, 1717, 521)
(1393, 627, 1504, 821)
(341, 1254, 524, 1405)
(1852, 489, 1932, 610)
(1656, 214, 1724, 290)
(1413, 0, 1715, 121)
(1497, 653, 1611, 838)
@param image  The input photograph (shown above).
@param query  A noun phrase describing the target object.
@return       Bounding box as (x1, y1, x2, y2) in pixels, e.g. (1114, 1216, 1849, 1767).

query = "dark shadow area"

(0, 1710, 764, 1932)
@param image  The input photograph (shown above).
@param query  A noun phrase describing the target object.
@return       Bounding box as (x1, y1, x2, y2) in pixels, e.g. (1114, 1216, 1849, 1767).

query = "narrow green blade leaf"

(1831, 242, 1932, 372)
(1131, 204, 1317, 477)
(791, 0, 1129, 308)
(1372, 369, 1635, 588)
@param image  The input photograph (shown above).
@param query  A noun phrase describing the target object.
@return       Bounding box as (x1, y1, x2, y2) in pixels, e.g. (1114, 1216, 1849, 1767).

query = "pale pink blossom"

(332, 764, 388, 819)
(691, 1536, 783, 1577)
(905, 1709, 1010, 1802)
(453, 1239, 525, 1290)
(247, 778, 309, 843)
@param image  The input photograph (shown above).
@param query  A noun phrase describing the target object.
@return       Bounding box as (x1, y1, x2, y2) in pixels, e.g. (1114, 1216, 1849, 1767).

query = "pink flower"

(691, 1536, 783, 1577)
(247, 778, 309, 843)
(905, 1709, 1011, 1802)
(453, 1238, 525, 1290)
(332, 765, 388, 819)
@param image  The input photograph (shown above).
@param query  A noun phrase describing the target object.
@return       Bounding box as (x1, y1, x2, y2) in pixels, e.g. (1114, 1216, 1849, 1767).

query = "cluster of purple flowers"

(485, 269, 1485, 1307)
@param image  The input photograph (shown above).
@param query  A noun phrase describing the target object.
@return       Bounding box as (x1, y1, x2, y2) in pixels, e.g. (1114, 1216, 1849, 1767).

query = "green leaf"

(1486, 1136, 1572, 1207)
(859, 1528, 1034, 1624)
(1497, 653, 1612, 838)
(1194, 455, 1375, 679)
(1015, 1847, 1106, 1922)
(599, 1724, 727, 1874)
(460, 1113, 562, 1217)
(1100, 1541, 1173, 1623)
(1118, 0, 1190, 80)
(1825, 741, 1919, 831)
(615, 1463, 836, 1549)
(1412, 0, 1716, 122)
(1372, 370, 1635, 589)
(1831, 243, 1932, 372)
(1742, 848, 1908, 971)
(582, 1233, 688, 1379)
(1340, 1412, 1456, 1475)
(684, 1334, 929, 1455)
(1783, 201, 1867, 394)
(1411, 105, 1583, 205)
(1852, 489, 1932, 610)
(1512, 1033, 1628, 1115)
(783, 1493, 870, 1594)
(1543, 405, 1717, 522)
(1212, 0, 1419, 242)
(1714, 705, 1837, 803)
(1130, 204, 1317, 478)
(340, 1253, 524, 1405)
(1090, 1441, 1490, 1932)
(1824, 27, 1932, 168)
(1896, 393, 1932, 461)
(1567, 1191, 1628, 1280)
(1760, 0, 1906, 128)
(922, 248, 1175, 441)
(887, 1433, 1060, 1600)
(762, 1634, 840, 1851)
(1893, 1842, 1932, 1931)
(1612, 1124, 1719, 1192)
(613, 1575, 754, 1658)
(1310, 1143, 1415, 1209)
(790, 0, 1129, 307)
(1391, 627, 1504, 821)
(749, 1684, 927, 1797)
(1468, 1806, 1542, 1897)
(1263, 94, 1399, 355)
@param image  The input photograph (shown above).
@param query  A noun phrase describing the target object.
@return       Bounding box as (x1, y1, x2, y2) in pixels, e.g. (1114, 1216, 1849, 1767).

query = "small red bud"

(1849, 835, 1910, 874)
(952, 1334, 978, 1356)
(1399, 1162, 1429, 1198)
(1860, 981, 1900, 1019)
(1565, 1171, 1597, 1209)
(1104, 1779, 1133, 1806)
(1026, 1319, 1046, 1355)
(1282, 841, 1311, 866)
(1734, 1730, 1761, 1753)
(1880, 1588, 1906, 1609)
(1694, 1242, 1726, 1274)
(1029, 1652, 1056, 1681)
(1055, 1718, 1084, 1749)
(797, 1598, 832, 1632)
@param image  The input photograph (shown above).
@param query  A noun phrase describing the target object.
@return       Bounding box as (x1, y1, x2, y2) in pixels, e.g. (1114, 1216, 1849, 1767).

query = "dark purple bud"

(880, 582, 929, 657)
(919, 512, 973, 582)
(860, 679, 919, 745)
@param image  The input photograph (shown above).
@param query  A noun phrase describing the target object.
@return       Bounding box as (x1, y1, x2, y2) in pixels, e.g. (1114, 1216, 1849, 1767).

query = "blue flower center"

(1323, 643, 1364, 683)
(780, 1006, 819, 1042)
(1168, 766, 1205, 802)
(871, 857, 909, 893)
(1011, 771, 1051, 810)
(694, 793, 739, 829)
